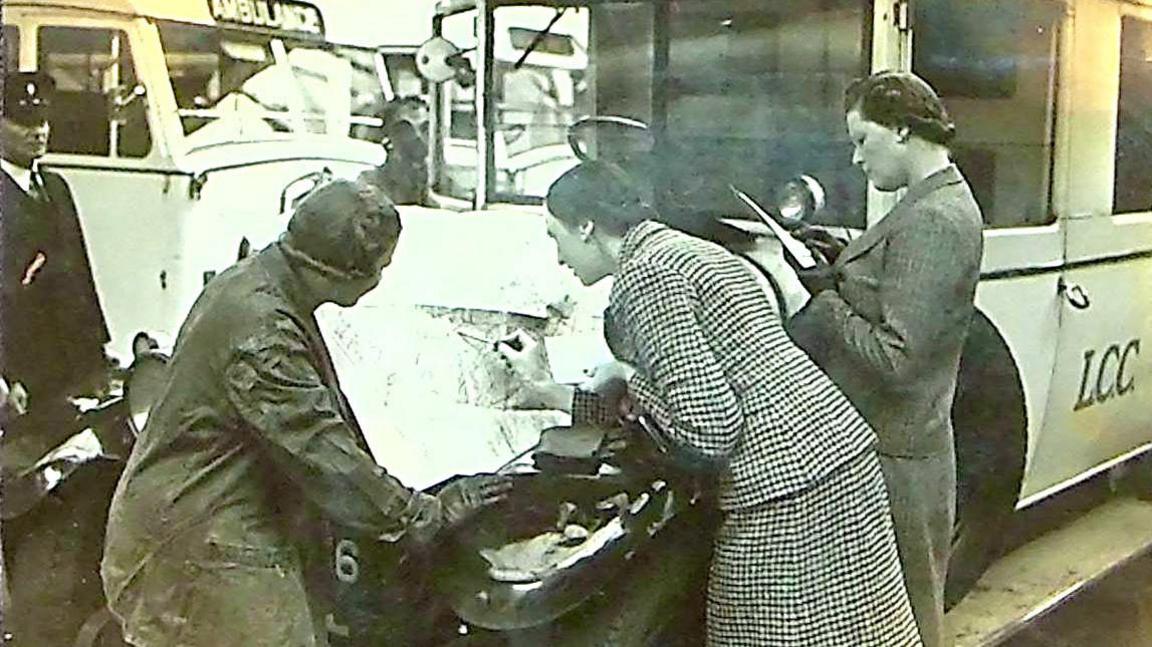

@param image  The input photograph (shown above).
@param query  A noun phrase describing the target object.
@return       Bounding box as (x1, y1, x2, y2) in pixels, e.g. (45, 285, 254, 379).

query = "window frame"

(2, 24, 20, 75)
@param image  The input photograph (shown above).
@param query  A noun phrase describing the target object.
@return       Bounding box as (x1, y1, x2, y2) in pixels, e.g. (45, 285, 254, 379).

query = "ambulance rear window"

(38, 26, 152, 158)
(158, 21, 364, 144)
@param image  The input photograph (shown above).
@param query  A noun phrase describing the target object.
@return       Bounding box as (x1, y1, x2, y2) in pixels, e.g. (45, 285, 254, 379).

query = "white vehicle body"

(3, 0, 389, 354)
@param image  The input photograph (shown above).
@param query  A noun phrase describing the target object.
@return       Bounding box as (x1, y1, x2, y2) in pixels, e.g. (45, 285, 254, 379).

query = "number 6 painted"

(335, 539, 360, 583)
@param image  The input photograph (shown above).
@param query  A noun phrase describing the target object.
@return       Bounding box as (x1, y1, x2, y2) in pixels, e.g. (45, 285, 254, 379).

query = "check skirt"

(707, 450, 922, 646)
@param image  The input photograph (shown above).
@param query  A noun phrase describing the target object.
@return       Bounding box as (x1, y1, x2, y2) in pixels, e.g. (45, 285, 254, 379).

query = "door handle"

(1057, 277, 1091, 310)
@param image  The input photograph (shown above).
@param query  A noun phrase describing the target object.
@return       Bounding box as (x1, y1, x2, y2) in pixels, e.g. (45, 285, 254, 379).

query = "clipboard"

(729, 185, 818, 270)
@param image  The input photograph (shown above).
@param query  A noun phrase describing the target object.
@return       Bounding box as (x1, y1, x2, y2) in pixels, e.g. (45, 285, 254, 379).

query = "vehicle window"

(913, 0, 1062, 228)
(436, 7, 611, 202)
(38, 26, 152, 158)
(1115, 17, 1152, 214)
(664, 0, 870, 228)
(333, 45, 392, 143)
(2, 25, 18, 75)
(158, 22, 370, 147)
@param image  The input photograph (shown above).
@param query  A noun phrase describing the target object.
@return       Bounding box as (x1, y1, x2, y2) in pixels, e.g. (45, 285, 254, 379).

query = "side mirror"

(415, 37, 475, 87)
(773, 174, 826, 225)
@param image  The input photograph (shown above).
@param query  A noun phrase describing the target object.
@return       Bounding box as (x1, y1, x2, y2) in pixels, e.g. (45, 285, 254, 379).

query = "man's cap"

(3, 72, 54, 126)
(281, 179, 401, 279)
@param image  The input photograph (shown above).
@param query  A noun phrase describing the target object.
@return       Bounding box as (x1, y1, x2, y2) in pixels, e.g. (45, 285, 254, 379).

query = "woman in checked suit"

(500, 162, 921, 646)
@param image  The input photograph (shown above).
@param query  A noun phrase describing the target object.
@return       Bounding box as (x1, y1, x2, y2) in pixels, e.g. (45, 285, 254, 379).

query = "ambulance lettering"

(210, 0, 323, 36)
(1074, 338, 1141, 410)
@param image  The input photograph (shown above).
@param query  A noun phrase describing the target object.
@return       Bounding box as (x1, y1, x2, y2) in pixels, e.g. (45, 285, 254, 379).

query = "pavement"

(947, 468, 1152, 647)
(1004, 554, 1152, 646)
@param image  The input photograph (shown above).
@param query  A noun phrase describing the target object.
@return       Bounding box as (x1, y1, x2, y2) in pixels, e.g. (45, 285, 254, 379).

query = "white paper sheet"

(544, 333, 615, 385)
(730, 187, 818, 270)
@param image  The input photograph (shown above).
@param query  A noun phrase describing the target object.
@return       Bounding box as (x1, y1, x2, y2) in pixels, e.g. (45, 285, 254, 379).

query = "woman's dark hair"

(546, 161, 758, 248)
(844, 71, 956, 145)
(545, 161, 658, 236)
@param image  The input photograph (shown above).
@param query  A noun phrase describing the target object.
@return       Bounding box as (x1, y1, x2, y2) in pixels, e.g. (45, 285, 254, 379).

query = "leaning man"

(102, 179, 509, 646)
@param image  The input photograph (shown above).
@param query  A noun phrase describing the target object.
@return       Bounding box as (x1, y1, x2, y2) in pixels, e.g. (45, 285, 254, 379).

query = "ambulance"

(2, 0, 389, 359)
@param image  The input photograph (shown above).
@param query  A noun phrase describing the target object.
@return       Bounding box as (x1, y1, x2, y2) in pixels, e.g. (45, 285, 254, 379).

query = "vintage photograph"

(1, 0, 1151, 645)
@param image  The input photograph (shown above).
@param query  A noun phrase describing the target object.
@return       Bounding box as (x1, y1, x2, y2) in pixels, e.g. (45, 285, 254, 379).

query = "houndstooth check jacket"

(575, 221, 877, 511)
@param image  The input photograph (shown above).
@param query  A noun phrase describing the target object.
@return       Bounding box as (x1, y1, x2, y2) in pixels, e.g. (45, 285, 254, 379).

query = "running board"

(948, 497, 1152, 645)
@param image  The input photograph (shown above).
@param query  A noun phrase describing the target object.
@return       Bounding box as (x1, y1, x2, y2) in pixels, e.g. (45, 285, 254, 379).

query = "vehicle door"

(17, 6, 190, 357)
(1031, 4, 1152, 498)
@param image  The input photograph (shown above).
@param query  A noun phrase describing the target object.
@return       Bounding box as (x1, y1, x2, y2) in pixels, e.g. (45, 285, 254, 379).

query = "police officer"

(359, 96, 430, 205)
(1, 71, 115, 646)
(0, 71, 110, 418)
(101, 179, 511, 647)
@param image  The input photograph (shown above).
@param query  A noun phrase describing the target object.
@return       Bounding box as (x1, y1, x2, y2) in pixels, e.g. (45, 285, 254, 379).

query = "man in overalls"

(102, 179, 510, 646)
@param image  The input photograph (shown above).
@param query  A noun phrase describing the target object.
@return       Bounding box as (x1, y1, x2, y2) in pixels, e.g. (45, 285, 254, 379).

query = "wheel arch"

(946, 307, 1030, 607)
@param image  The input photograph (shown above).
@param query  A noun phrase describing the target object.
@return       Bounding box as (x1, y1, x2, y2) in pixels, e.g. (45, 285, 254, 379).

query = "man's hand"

(496, 329, 551, 382)
(438, 474, 514, 527)
(796, 258, 840, 295)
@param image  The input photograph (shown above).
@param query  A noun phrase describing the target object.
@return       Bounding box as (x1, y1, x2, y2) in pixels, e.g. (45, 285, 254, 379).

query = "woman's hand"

(584, 361, 637, 419)
(496, 330, 573, 411)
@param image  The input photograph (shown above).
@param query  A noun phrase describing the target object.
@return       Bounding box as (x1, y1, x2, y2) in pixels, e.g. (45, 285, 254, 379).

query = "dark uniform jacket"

(102, 243, 441, 646)
(574, 221, 876, 510)
(360, 121, 428, 205)
(0, 168, 108, 403)
(788, 165, 984, 457)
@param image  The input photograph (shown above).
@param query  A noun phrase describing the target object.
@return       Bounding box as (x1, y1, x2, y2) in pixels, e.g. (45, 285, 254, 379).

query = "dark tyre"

(946, 311, 1028, 609)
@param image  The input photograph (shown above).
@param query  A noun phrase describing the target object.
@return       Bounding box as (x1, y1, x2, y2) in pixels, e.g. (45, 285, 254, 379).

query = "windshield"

(159, 21, 389, 148)
(437, 6, 590, 201)
(434, 0, 869, 227)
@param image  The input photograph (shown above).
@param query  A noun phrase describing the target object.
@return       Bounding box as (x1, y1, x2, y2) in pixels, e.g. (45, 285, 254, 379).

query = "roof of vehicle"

(9, 0, 331, 39)
(8, 0, 219, 25)
(10, 0, 437, 48)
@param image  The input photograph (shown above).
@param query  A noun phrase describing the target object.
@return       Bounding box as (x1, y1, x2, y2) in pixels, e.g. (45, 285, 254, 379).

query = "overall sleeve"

(616, 262, 744, 462)
(790, 208, 974, 387)
(223, 321, 443, 544)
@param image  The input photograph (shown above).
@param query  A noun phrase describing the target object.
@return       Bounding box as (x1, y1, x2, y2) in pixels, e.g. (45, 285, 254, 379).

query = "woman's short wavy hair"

(545, 161, 657, 237)
(546, 161, 758, 248)
(844, 71, 956, 146)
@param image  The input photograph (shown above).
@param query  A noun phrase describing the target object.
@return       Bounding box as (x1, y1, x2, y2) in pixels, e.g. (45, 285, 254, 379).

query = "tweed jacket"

(575, 221, 876, 510)
(788, 165, 984, 457)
